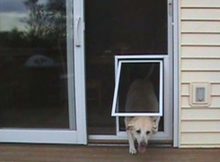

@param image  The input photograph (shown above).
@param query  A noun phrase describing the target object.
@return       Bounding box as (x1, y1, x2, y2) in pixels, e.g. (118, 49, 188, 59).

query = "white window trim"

(172, 0, 180, 147)
(111, 56, 164, 117)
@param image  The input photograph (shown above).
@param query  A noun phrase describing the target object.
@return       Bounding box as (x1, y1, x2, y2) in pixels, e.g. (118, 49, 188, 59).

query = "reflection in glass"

(0, 0, 73, 129)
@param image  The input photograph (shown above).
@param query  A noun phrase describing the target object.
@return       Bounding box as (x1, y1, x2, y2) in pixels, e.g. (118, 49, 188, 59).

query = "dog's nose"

(140, 141, 147, 146)
(138, 141, 147, 153)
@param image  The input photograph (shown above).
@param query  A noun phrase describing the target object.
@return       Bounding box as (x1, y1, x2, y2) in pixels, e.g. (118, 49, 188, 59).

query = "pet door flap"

(111, 56, 164, 117)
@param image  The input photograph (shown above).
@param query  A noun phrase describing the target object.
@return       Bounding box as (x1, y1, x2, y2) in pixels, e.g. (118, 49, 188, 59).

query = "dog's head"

(126, 116, 160, 153)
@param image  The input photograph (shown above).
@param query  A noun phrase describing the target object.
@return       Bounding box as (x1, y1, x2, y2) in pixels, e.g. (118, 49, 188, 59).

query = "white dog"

(124, 78, 160, 154)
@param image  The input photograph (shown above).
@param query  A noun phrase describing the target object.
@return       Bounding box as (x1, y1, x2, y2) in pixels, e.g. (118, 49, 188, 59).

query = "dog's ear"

(151, 117, 160, 125)
(151, 117, 160, 134)
(126, 123, 134, 131)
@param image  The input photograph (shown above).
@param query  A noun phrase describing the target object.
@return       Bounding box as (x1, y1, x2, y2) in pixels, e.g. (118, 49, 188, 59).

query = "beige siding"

(182, 0, 220, 8)
(211, 84, 220, 95)
(182, 121, 220, 132)
(181, 9, 220, 20)
(182, 34, 220, 45)
(181, 59, 220, 71)
(182, 46, 220, 58)
(181, 108, 220, 120)
(182, 21, 220, 33)
(182, 96, 220, 108)
(182, 72, 220, 83)
(180, 0, 220, 147)
(181, 133, 220, 146)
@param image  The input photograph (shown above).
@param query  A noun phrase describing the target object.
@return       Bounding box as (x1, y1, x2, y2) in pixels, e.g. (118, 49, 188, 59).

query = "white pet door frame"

(112, 56, 164, 117)
(112, 55, 172, 141)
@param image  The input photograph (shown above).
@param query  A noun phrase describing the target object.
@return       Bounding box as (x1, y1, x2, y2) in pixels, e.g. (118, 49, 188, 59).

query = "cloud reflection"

(0, 0, 27, 31)
(0, 0, 48, 31)
(0, 12, 27, 31)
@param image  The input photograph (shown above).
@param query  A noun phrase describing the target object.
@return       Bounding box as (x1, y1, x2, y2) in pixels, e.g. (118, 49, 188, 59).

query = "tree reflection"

(0, 0, 66, 48)
(0, 0, 69, 128)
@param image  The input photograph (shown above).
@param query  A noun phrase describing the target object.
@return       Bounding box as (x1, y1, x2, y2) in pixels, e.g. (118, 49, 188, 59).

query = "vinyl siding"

(180, 0, 220, 147)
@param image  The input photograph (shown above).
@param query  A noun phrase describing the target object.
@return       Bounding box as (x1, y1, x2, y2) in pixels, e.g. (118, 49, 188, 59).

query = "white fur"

(124, 78, 160, 154)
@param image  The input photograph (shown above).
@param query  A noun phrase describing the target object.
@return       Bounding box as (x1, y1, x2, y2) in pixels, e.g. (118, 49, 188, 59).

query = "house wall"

(180, 0, 220, 147)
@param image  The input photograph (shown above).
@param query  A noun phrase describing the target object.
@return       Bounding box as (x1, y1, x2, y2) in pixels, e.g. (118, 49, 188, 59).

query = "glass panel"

(85, 0, 167, 134)
(86, 0, 167, 55)
(0, 0, 75, 129)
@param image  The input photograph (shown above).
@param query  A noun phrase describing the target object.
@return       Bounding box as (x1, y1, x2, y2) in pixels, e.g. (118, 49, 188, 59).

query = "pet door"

(112, 55, 164, 117)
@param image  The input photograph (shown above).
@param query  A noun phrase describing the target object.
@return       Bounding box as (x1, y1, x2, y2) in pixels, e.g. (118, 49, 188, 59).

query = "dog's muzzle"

(138, 141, 147, 153)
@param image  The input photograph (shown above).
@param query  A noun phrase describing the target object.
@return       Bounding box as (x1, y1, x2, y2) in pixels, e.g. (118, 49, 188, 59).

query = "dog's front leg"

(127, 131, 136, 154)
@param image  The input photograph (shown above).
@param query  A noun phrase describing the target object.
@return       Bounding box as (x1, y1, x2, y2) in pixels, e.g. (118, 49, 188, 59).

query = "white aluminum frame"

(72, 0, 87, 145)
(0, 0, 87, 144)
(173, 0, 181, 148)
(111, 57, 164, 117)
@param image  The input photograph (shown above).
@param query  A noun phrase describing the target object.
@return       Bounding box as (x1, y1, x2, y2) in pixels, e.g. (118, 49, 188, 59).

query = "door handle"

(75, 16, 81, 47)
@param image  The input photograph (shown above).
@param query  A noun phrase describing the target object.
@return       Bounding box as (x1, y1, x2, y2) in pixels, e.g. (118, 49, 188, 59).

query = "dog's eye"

(146, 131, 151, 135)
(136, 130, 141, 134)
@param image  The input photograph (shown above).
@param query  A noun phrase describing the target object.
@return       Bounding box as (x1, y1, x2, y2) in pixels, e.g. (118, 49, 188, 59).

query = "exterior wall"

(180, 0, 220, 147)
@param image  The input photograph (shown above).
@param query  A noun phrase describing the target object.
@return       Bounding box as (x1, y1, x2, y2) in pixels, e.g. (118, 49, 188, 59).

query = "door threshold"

(88, 135, 172, 147)
(88, 142, 173, 148)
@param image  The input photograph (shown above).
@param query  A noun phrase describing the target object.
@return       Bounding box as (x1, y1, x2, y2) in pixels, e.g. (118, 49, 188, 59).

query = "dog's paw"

(129, 147, 137, 155)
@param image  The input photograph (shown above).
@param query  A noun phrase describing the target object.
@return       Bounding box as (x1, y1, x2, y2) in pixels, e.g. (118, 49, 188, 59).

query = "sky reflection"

(0, 0, 48, 31)
(0, 0, 26, 13)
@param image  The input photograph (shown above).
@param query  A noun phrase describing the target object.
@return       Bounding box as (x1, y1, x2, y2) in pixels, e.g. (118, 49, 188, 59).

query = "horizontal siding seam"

(181, 32, 220, 35)
(181, 70, 220, 72)
(181, 83, 189, 85)
(182, 32, 220, 34)
(181, 18, 220, 22)
(181, 119, 220, 121)
(181, 144, 220, 146)
(181, 106, 220, 109)
(211, 82, 220, 85)
(181, 131, 220, 133)
(211, 95, 220, 97)
(181, 107, 220, 110)
(181, 143, 220, 146)
(181, 57, 220, 59)
(181, 7, 220, 9)
(181, 132, 220, 134)
(181, 19, 220, 22)
(180, 145, 220, 148)
(181, 81, 220, 84)
(180, 144, 220, 146)
(181, 44, 220, 47)
(182, 81, 220, 84)
(181, 94, 189, 97)
(182, 143, 220, 146)
(181, 95, 220, 97)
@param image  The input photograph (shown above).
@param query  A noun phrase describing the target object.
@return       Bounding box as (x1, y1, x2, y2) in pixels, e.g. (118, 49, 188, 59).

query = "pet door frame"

(113, 55, 172, 141)
(112, 55, 165, 117)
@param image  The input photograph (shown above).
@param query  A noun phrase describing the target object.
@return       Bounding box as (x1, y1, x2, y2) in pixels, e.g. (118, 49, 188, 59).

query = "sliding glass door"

(0, 0, 86, 144)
